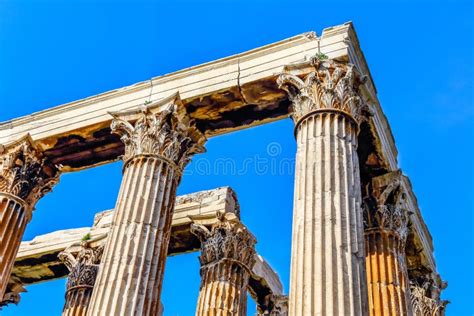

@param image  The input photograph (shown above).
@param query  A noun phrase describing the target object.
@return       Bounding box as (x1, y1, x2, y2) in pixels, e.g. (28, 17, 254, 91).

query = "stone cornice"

(0, 32, 315, 139)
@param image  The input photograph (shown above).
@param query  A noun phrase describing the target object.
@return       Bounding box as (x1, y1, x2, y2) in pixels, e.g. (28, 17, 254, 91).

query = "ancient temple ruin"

(0, 22, 447, 315)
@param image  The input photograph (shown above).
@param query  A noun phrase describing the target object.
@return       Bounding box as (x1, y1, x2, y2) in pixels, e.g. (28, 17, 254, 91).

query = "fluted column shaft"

(88, 157, 179, 315)
(291, 112, 366, 315)
(196, 260, 250, 315)
(365, 230, 409, 315)
(87, 95, 205, 316)
(278, 58, 369, 316)
(0, 135, 59, 298)
(0, 195, 27, 297)
(192, 213, 256, 316)
(364, 171, 411, 316)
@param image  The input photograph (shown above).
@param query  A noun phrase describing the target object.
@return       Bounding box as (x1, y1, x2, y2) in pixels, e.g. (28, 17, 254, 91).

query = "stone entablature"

(0, 22, 395, 172)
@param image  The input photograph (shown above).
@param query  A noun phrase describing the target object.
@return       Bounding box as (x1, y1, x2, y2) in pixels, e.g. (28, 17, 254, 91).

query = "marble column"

(0, 135, 59, 298)
(257, 294, 289, 316)
(191, 212, 256, 316)
(277, 58, 369, 315)
(87, 94, 206, 316)
(58, 242, 104, 316)
(363, 171, 411, 315)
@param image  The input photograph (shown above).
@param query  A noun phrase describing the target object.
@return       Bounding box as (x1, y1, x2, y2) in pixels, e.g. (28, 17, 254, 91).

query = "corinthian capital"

(258, 294, 289, 315)
(277, 57, 368, 125)
(191, 212, 256, 271)
(110, 93, 206, 171)
(364, 171, 410, 241)
(0, 135, 59, 212)
(410, 277, 449, 316)
(58, 241, 104, 290)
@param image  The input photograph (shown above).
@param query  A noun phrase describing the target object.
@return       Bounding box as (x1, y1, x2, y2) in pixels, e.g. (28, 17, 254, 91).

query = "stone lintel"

(0, 22, 396, 173)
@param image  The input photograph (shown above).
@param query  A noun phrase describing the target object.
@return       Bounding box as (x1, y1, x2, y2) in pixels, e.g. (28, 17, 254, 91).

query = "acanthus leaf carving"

(58, 241, 104, 290)
(191, 212, 256, 271)
(410, 275, 449, 316)
(364, 170, 410, 243)
(277, 57, 369, 126)
(0, 135, 59, 213)
(258, 294, 289, 315)
(110, 94, 206, 171)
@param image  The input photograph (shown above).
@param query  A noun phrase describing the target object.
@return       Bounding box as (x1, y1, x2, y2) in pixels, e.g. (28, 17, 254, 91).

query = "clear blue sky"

(0, 0, 472, 315)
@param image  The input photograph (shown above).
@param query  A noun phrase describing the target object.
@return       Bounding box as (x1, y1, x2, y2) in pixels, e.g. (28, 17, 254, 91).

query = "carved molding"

(191, 212, 256, 271)
(364, 171, 410, 242)
(58, 241, 104, 290)
(110, 94, 206, 171)
(0, 135, 59, 213)
(277, 57, 368, 126)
